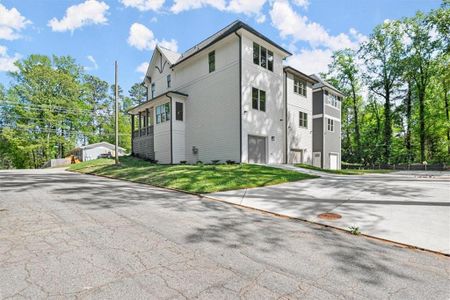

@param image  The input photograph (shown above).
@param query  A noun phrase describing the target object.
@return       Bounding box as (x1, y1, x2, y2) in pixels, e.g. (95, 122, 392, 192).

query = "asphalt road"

(0, 169, 449, 299)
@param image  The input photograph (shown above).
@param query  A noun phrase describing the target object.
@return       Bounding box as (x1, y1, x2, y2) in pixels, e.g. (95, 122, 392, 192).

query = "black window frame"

(208, 51, 215, 73)
(151, 82, 155, 98)
(327, 118, 334, 132)
(299, 111, 308, 128)
(167, 74, 171, 88)
(294, 77, 307, 97)
(175, 102, 183, 121)
(267, 50, 273, 71)
(252, 87, 266, 112)
(253, 42, 273, 72)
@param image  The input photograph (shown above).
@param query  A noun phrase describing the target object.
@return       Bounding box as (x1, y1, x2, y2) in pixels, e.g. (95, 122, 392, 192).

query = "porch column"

(146, 108, 149, 135)
(138, 112, 142, 137)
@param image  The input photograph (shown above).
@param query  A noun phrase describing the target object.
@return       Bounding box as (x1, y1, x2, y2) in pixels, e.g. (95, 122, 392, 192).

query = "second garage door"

(248, 135, 266, 164)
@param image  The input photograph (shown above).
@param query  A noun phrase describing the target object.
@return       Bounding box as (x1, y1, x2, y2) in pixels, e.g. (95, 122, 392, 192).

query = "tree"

(403, 12, 441, 162)
(328, 49, 363, 162)
(360, 20, 405, 163)
(129, 83, 147, 106)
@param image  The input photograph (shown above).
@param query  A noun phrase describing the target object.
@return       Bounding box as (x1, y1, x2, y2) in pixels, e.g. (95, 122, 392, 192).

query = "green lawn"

(294, 163, 393, 175)
(68, 156, 317, 193)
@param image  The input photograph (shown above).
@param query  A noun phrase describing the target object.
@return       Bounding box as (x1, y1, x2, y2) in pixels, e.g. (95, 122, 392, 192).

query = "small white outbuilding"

(70, 142, 127, 162)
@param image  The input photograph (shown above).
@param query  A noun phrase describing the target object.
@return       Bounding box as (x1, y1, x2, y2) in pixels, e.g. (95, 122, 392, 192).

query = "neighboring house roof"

(78, 142, 126, 152)
(283, 66, 319, 84)
(310, 74, 344, 96)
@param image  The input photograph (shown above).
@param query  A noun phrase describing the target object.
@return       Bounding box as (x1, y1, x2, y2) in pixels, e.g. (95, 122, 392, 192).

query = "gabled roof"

(283, 66, 319, 84)
(310, 74, 344, 96)
(79, 142, 126, 151)
(158, 45, 181, 65)
(172, 20, 292, 67)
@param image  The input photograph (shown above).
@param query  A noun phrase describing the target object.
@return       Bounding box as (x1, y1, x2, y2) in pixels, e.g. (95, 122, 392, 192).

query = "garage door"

(329, 153, 338, 170)
(248, 135, 266, 164)
(290, 149, 303, 164)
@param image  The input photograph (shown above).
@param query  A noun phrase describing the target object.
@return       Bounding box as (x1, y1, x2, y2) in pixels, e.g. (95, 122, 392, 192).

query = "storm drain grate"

(317, 213, 342, 220)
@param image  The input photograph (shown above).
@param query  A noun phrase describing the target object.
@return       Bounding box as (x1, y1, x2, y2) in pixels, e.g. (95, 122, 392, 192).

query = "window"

(175, 102, 183, 121)
(327, 118, 334, 132)
(156, 103, 170, 124)
(252, 87, 266, 112)
(253, 42, 273, 72)
(167, 75, 171, 88)
(294, 77, 307, 97)
(151, 83, 155, 98)
(267, 50, 273, 71)
(253, 43, 260, 65)
(299, 112, 308, 128)
(208, 51, 215, 73)
(326, 92, 341, 109)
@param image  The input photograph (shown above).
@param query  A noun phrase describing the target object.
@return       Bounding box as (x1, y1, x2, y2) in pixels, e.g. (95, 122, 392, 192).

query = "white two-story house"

(128, 20, 342, 168)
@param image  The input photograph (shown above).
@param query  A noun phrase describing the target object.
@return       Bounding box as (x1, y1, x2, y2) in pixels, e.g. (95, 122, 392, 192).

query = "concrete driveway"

(0, 169, 449, 299)
(208, 170, 450, 255)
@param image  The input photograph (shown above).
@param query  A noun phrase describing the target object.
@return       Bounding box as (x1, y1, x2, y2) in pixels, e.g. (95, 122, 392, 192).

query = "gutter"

(167, 94, 174, 164)
(235, 31, 242, 163)
(284, 71, 288, 164)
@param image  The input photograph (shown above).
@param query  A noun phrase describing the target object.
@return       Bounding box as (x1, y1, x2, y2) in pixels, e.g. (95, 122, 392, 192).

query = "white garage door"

(329, 153, 338, 170)
(248, 135, 266, 164)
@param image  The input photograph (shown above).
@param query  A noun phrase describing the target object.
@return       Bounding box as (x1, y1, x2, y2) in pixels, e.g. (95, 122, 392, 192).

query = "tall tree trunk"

(351, 84, 361, 161)
(444, 79, 449, 155)
(418, 88, 426, 162)
(383, 90, 392, 164)
(405, 83, 412, 163)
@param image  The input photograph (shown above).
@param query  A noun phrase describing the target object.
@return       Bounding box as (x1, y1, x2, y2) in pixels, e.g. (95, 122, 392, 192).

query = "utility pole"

(114, 61, 119, 165)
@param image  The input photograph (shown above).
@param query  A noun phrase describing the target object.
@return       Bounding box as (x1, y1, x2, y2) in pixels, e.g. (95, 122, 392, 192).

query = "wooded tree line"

(0, 55, 146, 168)
(326, 1, 449, 165)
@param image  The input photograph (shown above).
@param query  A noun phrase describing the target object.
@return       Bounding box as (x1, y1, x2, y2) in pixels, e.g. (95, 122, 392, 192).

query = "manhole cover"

(318, 213, 341, 220)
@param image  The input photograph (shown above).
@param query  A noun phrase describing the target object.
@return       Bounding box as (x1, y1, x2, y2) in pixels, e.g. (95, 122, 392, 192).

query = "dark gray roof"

(283, 66, 319, 84)
(310, 74, 344, 96)
(172, 20, 292, 67)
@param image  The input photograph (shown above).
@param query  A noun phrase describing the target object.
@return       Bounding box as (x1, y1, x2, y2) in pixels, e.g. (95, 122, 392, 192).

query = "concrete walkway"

(208, 168, 450, 255)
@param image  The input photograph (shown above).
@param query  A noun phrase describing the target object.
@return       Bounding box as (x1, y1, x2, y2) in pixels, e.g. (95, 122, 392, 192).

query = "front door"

(248, 135, 266, 164)
(329, 153, 338, 170)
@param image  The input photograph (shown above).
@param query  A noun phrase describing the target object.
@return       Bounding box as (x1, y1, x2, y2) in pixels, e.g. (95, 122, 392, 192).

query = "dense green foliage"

(68, 157, 317, 193)
(0, 55, 143, 168)
(327, 3, 449, 165)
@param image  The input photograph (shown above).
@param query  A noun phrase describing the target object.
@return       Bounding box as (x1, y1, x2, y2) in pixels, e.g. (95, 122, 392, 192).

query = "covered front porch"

(128, 91, 187, 164)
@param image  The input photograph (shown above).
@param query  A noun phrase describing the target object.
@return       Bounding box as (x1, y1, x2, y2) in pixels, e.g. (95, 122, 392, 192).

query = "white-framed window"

(156, 103, 170, 124)
(252, 87, 266, 112)
(299, 111, 308, 128)
(253, 42, 273, 72)
(325, 90, 341, 109)
(294, 77, 307, 97)
(327, 118, 334, 132)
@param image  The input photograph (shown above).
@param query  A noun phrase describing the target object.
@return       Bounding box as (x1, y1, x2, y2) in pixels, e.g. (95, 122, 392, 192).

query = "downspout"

(167, 94, 173, 164)
(284, 71, 288, 164)
(131, 114, 135, 156)
(322, 87, 325, 168)
(234, 31, 242, 163)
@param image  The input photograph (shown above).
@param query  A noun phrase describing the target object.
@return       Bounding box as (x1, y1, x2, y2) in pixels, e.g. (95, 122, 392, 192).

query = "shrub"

(226, 160, 236, 164)
(211, 160, 220, 165)
(179, 160, 187, 164)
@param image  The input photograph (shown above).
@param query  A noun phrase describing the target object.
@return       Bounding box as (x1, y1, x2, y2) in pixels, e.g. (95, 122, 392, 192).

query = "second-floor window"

(208, 51, 215, 73)
(253, 42, 273, 72)
(167, 75, 171, 88)
(327, 118, 334, 132)
(294, 77, 307, 97)
(325, 91, 341, 109)
(252, 87, 266, 112)
(299, 111, 308, 128)
(156, 103, 170, 124)
(175, 102, 183, 121)
(151, 83, 155, 98)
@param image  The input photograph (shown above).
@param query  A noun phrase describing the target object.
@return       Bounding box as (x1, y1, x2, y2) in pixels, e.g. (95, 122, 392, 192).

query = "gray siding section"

(313, 91, 323, 115)
(312, 118, 323, 152)
(324, 105, 341, 119)
(323, 120, 341, 169)
(133, 126, 155, 159)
